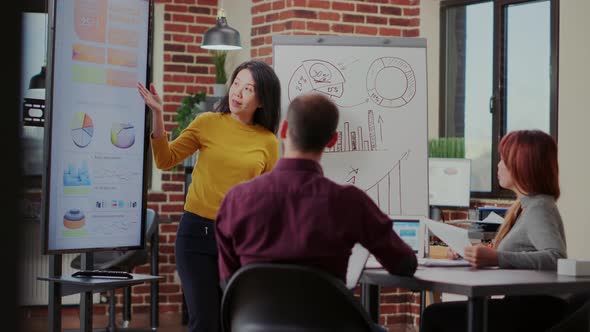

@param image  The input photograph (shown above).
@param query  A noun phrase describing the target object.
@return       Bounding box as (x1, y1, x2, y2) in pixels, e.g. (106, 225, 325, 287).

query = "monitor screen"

(428, 158, 471, 207)
(42, 0, 151, 254)
(392, 218, 421, 253)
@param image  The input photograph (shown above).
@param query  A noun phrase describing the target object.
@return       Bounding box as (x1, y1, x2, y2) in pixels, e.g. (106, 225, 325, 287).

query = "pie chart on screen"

(71, 112, 94, 148)
(111, 122, 135, 148)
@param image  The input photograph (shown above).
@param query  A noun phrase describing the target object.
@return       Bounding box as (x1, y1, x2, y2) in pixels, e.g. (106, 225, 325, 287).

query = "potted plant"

(173, 90, 207, 167)
(211, 50, 228, 96)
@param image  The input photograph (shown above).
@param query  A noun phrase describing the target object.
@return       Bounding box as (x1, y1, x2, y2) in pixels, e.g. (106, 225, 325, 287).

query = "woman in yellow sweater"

(137, 60, 280, 332)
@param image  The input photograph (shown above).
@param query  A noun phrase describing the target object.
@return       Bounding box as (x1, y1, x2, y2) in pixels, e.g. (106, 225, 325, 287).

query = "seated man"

(215, 93, 417, 287)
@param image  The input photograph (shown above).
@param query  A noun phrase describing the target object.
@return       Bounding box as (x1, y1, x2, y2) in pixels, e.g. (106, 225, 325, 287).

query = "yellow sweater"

(151, 112, 279, 219)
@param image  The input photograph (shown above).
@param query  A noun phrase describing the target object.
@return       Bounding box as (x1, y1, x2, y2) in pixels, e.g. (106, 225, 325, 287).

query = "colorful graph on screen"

(71, 112, 94, 148)
(111, 122, 135, 148)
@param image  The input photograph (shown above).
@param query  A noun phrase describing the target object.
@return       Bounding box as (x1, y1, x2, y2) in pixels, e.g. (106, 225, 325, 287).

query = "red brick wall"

(250, 0, 421, 64)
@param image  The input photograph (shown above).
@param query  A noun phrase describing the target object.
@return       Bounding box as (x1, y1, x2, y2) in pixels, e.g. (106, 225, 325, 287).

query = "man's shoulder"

(226, 172, 275, 196)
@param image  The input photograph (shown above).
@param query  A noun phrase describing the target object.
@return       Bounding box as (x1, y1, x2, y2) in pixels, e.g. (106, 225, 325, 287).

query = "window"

(440, 0, 558, 197)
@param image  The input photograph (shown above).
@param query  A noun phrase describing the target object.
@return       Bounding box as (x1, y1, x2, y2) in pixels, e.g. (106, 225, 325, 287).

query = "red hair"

(494, 130, 559, 246)
(498, 129, 560, 198)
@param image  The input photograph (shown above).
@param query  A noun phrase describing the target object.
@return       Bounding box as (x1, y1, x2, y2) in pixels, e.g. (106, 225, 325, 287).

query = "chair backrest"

(546, 292, 590, 332)
(221, 263, 380, 332)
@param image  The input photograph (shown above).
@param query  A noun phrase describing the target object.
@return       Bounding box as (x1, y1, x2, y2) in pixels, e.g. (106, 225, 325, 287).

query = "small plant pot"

(213, 83, 227, 97)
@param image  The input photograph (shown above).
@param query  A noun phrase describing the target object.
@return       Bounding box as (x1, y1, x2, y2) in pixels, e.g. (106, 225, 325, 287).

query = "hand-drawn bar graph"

(326, 110, 381, 153)
(363, 150, 409, 215)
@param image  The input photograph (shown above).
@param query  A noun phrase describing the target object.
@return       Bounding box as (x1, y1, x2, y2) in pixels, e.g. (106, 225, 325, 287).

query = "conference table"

(359, 266, 590, 332)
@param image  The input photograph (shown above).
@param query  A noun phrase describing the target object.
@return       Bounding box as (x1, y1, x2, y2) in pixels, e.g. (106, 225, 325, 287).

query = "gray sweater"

(496, 194, 567, 270)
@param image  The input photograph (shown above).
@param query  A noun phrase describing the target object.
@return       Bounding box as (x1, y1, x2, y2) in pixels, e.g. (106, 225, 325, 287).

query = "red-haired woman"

(421, 130, 568, 332)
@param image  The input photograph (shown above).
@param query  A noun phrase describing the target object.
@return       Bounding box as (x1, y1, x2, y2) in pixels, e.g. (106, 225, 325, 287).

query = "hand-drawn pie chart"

(111, 123, 135, 148)
(71, 112, 94, 148)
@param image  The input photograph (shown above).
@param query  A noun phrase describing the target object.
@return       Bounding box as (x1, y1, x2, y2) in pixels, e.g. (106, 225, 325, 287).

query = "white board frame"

(272, 35, 429, 217)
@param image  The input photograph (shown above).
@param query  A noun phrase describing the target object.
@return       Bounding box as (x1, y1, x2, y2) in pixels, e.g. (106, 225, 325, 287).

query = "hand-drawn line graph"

(363, 150, 410, 215)
(326, 110, 385, 153)
(366, 57, 416, 108)
(287, 59, 345, 102)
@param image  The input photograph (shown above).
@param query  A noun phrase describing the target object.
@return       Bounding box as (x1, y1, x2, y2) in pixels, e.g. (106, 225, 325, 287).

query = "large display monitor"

(428, 158, 471, 208)
(41, 0, 151, 254)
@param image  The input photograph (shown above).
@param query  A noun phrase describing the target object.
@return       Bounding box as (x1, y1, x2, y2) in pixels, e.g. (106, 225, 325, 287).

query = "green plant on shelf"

(212, 50, 228, 84)
(172, 90, 207, 139)
(428, 137, 465, 158)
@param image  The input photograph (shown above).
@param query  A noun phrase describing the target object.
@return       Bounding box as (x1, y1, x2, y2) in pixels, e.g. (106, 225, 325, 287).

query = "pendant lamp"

(201, 8, 242, 51)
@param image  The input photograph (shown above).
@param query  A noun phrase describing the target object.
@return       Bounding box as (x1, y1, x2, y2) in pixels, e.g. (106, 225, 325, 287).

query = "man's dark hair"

(286, 93, 339, 152)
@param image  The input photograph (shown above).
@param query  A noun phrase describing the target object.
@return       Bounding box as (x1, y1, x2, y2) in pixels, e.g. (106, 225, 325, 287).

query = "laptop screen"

(392, 218, 421, 253)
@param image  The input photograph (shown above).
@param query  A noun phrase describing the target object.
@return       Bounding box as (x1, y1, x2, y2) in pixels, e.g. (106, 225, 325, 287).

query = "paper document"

(479, 212, 504, 224)
(424, 218, 473, 257)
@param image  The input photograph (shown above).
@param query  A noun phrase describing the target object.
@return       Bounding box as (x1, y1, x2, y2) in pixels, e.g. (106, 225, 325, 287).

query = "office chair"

(546, 292, 590, 332)
(70, 208, 159, 328)
(220, 263, 382, 332)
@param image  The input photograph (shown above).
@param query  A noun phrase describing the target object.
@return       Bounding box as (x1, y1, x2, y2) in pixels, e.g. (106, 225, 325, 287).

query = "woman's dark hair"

(214, 60, 281, 134)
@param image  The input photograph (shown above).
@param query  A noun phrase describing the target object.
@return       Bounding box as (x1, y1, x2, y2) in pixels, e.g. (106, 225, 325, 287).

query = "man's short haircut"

(286, 93, 339, 153)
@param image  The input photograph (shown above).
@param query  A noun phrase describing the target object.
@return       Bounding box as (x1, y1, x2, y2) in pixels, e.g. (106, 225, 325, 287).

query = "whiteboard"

(273, 36, 428, 217)
(428, 158, 471, 207)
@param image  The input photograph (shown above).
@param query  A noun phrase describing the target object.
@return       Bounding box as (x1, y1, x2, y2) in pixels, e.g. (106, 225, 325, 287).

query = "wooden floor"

(20, 311, 417, 332)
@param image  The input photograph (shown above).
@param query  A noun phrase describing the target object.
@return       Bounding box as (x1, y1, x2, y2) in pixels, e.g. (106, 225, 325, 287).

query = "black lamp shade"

(29, 66, 46, 89)
(201, 16, 242, 50)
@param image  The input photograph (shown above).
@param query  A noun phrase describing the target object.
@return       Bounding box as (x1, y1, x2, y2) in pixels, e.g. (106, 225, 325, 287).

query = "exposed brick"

(171, 74, 195, 83)
(307, 21, 330, 32)
(133, 285, 150, 294)
(252, 2, 272, 14)
(148, 192, 167, 202)
(389, 17, 420, 27)
(172, 54, 194, 63)
(381, 6, 402, 16)
(392, 0, 420, 5)
(319, 11, 340, 21)
(162, 183, 184, 191)
(272, 0, 285, 10)
(308, 0, 330, 9)
(134, 265, 150, 274)
(187, 65, 209, 74)
(379, 26, 402, 36)
(331, 23, 354, 34)
(332, 1, 354, 11)
(189, 25, 208, 36)
(196, 15, 216, 25)
(188, 6, 211, 14)
(355, 25, 378, 35)
(343, 14, 365, 23)
(172, 34, 194, 43)
(272, 22, 286, 33)
(403, 29, 420, 37)
(160, 284, 181, 293)
(285, 20, 306, 30)
(197, 0, 216, 6)
(165, 4, 188, 12)
(196, 76, 215, 84)
(367, 16, 388, 25)
(163, 84, 185, 93)
(265, 13, 279, 22)
(404, 7, 420, 16)
(172, 13, 194, 23)
(159, 265, 177, 273)
(357, 4, 378, 13)
(164, 43, 186, 52)
(252, 15, 265, 25)
(293, 9, 318, 19)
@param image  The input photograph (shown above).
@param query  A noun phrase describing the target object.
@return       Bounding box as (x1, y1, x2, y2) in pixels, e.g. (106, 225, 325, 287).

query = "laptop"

(346, 216, 426, 288)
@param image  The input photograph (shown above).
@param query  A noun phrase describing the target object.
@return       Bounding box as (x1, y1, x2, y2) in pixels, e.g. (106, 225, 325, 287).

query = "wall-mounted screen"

(42, 0, 151, 254)
(428, 158, 471, 208)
